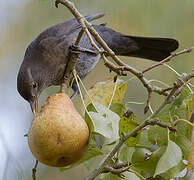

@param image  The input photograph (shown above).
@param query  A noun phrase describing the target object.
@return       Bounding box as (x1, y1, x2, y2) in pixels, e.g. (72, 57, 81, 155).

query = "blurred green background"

(0, 0, 194, 179)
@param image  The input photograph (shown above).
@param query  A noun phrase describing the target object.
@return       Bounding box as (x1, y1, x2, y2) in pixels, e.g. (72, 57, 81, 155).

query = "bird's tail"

(114, 35, 179, 61)
(94, 25, 179, 61)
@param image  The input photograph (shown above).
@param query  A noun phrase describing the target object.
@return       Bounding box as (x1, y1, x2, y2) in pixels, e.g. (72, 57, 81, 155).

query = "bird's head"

(17, 63, 46, 115)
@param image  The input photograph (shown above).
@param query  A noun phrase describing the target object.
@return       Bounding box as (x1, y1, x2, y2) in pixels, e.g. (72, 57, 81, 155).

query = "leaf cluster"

(61, 80, 193, 180)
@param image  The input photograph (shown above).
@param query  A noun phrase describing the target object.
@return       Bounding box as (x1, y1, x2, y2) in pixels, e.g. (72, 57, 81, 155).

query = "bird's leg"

(60, 46, 80, 93)
(70, 80, 79, 100)
(70, 44, 97, 56)
(63, 44, 95, 97)
(70, 90, 79, 100)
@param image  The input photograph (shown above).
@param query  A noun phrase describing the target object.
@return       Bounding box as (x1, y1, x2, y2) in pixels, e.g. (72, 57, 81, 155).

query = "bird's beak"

(30, 96, 38, 116)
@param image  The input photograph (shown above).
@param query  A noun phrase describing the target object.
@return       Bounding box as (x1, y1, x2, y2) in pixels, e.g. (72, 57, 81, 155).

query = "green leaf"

(119, 110, 141, 147)
(110, 103, 125, 117)
(132, 146, 166, 174)
(171, 133, 191, 160)
(119, 145, 135, 162)
(176, 121, 192, 141)
(94, 134, 105, 148)
(99, 173, 120, 180)
(156, 89, 192, 123)
(85, 110, 94, 132)
(173, 88, 190, 107)
(99, 172, 142, 180)
(152, 88, 192, 167)
(89, 112, 113, 138)
(146, 175, 166, 180)
(123, 172, 141, 180)
(136, 131, 155, 151)
(154, 140, 182, 177)
(88, 102, 120, 143)
(166, 160, 187, 179)
(87, 102, 98, 112)
(85, 79, 127, 107)
(148, 126, 168, 146)
(132, 147, 152, 164)
(188, 94, 194, 170)
(188, 129, 194, 170)
(84, 157, 98, 170)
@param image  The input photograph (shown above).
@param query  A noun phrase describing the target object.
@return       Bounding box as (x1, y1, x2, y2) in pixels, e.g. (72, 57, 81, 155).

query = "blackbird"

(17, 14, 179, 114)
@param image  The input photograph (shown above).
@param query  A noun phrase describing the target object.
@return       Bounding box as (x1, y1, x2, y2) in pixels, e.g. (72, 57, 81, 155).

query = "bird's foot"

(70, 81, 79, 100)
(69, 45, 97, 55)
(70, 90, 79, 100)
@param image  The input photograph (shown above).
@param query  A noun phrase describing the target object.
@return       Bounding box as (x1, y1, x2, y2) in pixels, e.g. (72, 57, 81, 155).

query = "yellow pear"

(28, 93, 89, 167)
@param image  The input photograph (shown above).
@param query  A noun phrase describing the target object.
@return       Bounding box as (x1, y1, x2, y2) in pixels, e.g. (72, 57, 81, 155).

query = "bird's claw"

(69, 45, 97, 55)
(70, 90, 79, 100)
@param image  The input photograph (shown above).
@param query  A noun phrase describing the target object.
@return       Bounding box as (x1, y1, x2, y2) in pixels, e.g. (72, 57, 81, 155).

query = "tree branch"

(60, 28, 86, 92)
(146, 119, 177, 132)
(142, 47, 194, 73)
(32, 160, 38, 180)
(102, 166, 131, 178)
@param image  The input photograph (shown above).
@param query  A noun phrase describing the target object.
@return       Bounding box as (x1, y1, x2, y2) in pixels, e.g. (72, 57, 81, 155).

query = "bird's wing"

(38, 36, 70, 61)
(62, 13, 105, 36)
(36, 14, 105, 61)
(37, 13, 105, 48)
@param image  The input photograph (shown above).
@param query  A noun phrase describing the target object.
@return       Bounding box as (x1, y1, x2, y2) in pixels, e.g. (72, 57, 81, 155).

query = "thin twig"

(102, 166, 130, 178)
(108, 78, 118, 109)
(173, 119, 194, 127)
(163, 63, 193, 94)
(114, 162, 131, 169)
(75, 28, 84, 46)
(32, 160, 38, 180)
(144, 90, 152, 114)
(147, 119, 177, 132)
(142, 47, 194, 73)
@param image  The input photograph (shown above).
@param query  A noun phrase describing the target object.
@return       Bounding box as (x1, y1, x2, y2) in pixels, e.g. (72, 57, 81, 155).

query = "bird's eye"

(32, 82, 37, 88)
